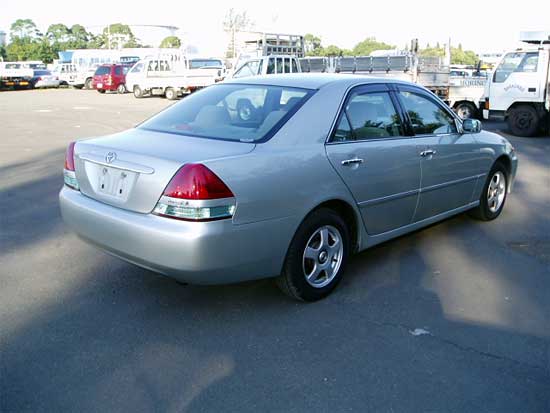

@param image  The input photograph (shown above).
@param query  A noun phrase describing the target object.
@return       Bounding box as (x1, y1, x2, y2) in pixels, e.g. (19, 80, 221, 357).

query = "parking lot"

(1, 88, 549, 412)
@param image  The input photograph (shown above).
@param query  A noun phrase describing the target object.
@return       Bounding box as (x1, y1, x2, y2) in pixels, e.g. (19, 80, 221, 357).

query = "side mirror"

(462, 118, 481, 133)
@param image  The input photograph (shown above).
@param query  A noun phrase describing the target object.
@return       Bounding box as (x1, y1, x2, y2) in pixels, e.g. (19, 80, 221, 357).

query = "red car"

(92, 64, 128, 94)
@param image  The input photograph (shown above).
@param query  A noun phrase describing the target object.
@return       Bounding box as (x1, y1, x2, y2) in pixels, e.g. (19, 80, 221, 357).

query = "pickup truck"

(125, 57, 220, 100)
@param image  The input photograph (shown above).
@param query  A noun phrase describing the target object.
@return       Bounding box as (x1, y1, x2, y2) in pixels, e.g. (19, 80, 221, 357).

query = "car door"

(325, 84, 421, 235)
(395, 85, 481, 221)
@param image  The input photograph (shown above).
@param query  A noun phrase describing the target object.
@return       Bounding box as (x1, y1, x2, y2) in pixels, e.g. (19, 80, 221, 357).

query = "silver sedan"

(59, 75, 518, 301)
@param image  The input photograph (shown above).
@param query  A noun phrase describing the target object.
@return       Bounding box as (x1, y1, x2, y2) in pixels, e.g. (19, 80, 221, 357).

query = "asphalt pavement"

(1, 89, 549, 412)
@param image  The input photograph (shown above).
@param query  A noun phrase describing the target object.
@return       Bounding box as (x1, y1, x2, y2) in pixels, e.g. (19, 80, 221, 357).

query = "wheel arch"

(305, 199, 362, 253)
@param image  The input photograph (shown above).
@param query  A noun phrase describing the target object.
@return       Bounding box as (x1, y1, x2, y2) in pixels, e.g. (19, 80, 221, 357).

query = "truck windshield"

(493, 52, 539, 83)
(139, 83, 314, 143)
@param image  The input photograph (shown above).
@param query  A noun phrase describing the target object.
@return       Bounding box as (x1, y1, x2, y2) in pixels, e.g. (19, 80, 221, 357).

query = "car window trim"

(326, 83, 410, 145)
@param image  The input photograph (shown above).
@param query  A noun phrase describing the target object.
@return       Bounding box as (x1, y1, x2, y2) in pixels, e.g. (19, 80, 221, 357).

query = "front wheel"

(508, 105, 539, 137)
(133, 85, 143, 98)
(468, 162, 508, 221)
(276, 208, 350, 301)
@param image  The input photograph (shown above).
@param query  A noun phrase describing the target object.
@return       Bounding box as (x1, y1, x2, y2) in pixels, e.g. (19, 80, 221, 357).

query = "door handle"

(420, 149, 436, 157)
(341, 158, 364, 166)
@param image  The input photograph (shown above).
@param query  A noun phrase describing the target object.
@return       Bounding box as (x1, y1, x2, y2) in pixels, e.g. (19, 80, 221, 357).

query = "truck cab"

(482, 31, 550, 136)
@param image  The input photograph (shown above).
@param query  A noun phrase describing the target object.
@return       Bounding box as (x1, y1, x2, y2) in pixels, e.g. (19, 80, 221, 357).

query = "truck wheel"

(117, 84, 127, 94)
(455, 102, 477, 120)
(133, 85, 143, 98)
(165, 88, 177, 100)
(85, 78, 93, 90)
(508, 105, 539, 137)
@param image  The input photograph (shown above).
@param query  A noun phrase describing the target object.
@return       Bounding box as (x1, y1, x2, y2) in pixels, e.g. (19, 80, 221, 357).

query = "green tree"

(67, 24, 92, 49)
(10, 19, 40, 40)
(352, 37, 394, 56)
(304, 33, 322, 56)
(46, 23, 70, 43)
(93, 23, 140, 49)
(160, 36, 181, 48)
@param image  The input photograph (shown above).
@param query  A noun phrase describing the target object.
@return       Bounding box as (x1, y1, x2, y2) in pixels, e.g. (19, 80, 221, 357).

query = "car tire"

(468, 162, 508, 221)
(84, 78, 93, 90)
(117, 84, 127, 94)
(455, 102, 477, 120)
(133, 85, 143, 98)
(276, 208, 350, 301)
(97, 89, 106, 94)
(508, 105, 539, 137)
(165, 87, 177, 100)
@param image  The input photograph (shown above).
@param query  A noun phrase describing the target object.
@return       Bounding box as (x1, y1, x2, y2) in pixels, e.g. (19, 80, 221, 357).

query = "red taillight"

(38, 76, 43, 81)
(64, 141, 76, 171)
(153, 164, 235, 221)
(163, 164, 234, 200)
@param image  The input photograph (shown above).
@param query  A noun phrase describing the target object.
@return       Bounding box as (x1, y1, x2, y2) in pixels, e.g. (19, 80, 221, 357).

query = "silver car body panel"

(60, 74, 518, 284)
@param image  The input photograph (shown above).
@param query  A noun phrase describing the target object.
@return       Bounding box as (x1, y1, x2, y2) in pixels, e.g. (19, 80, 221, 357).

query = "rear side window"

(94, 66, 110, 76)
(398, 91, 457, 135)
(115, 66, 122, 75)
(139, 84, 313, 143)
(332, 91, 404, 142)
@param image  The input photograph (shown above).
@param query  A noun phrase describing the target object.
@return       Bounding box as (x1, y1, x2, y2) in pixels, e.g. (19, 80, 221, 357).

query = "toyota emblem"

(105, 152, 117, 164)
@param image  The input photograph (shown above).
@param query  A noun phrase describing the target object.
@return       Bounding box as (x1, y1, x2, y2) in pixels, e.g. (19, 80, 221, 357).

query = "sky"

(1, 0, 549, 56)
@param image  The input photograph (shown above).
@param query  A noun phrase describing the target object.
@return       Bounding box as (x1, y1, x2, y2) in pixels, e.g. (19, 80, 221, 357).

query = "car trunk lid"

(73, 128, 255, 213)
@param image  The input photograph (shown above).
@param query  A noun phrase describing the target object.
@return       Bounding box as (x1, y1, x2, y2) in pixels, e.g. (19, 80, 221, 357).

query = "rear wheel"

(117, 83, 126, 94)
(84, 78, 93, 90)
(133, 85, 143, 98)
(455, 102, 477, 120)
(508, 105, 539, 137)
(276, 208, 350, 301)
(97, 89, 106, 94)
(468, 162, 508, 221)
(165, 87, 177, 100)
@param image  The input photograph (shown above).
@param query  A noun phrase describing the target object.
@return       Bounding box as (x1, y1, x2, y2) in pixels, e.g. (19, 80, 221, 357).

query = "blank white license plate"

(98, 167, 134, 198)
(97, 83, 103, 88)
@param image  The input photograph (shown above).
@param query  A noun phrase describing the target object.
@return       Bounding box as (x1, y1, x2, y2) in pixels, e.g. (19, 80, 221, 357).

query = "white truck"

(230, 34, 486, 119)
(481, 31, 550, 136)
(0, 62, 35, 89)
(125, 55, 221, 100)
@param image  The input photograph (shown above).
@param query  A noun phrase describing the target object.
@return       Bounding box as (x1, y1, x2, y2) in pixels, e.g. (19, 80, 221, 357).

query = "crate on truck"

(481, 31, 550, 136)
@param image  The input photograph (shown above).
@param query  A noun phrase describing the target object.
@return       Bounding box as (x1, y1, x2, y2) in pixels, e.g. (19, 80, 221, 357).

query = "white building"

(0, 30, 7, 47)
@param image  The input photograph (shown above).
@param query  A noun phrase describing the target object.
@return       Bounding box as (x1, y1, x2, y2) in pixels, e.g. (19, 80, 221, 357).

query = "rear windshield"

(189, 59, 223, 69)
(94, 66, 111, 75)
(139, 84, 313, 143)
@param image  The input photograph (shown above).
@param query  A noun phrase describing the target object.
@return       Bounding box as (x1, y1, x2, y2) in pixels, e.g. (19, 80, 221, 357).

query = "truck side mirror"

(462, 119, 481, 133)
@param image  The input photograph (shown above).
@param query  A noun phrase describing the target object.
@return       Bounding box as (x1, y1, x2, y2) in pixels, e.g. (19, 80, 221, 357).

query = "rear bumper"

(59, 187, 295, 284)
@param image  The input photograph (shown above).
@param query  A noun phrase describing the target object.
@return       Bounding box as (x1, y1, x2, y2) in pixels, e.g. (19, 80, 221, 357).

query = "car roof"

(223, 73, 414, 90)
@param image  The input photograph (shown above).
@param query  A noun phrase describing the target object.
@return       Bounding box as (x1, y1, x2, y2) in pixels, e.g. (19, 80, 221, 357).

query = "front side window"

(493, 52, 539, 83)
(139, 84, 313, 142)
(332, 91, 404, 142)
(398, 91, 457, 135)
